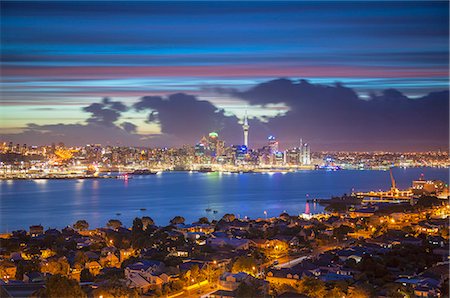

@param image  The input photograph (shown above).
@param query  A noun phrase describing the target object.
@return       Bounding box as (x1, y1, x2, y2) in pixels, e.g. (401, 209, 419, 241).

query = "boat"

(205, 208, 212, 212)
(213, 210, 218, 214)
(140, 208, 147, 211)
(198, 167, 214, 173)
(128, 169, 158, 175)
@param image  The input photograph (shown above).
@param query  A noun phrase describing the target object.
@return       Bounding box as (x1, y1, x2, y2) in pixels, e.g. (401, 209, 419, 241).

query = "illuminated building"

(194, 143, 206, 157)
(233, 145, 248, 162)
(412, 174, 447, 196)
(299, 139, 311, 165)
(268, 136, 278, 155)
(243, 111, 249, 147)
(285, 148, 300, 165)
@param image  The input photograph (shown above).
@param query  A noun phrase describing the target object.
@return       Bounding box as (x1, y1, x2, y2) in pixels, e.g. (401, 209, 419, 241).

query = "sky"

(0, 1, 448, 151)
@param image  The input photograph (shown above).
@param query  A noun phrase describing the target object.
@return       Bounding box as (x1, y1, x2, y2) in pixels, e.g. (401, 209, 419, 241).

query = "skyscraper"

(243, 111, 249, 147)
(268, 135, 278, 154)
(298, 138, 311, 165)
(302, 142, 311, 165)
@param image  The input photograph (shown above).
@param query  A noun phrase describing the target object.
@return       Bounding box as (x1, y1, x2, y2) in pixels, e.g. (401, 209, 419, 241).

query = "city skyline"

(1, 1, 449, 151)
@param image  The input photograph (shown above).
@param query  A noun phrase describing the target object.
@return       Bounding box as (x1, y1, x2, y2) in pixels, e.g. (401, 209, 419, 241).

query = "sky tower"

(243, 111, 249, 147)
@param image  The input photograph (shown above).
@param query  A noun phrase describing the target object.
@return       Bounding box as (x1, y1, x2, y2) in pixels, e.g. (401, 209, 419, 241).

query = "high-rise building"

(268, 135, 278, 155)
(285, 148, 300, 165)
(242, 111, 249, 147)
(299, 138, 311, 165)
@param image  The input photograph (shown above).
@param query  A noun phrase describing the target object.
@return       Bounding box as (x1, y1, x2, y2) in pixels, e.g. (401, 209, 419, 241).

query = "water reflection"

(0, 168, 448, 232)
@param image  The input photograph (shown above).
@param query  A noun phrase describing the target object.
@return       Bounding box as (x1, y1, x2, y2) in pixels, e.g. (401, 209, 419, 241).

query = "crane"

(389, 168, 396, 190)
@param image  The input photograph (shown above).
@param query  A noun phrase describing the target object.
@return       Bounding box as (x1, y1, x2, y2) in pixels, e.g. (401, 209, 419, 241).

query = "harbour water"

(0, 167, 448, 232)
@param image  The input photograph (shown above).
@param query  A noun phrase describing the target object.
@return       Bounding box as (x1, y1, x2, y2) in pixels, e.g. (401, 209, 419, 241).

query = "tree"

(236, 280, 262, 297)
(333, 224, 354, 241)
(328, 286, 346, 298)
(80, 268, 94, 282)
(348, 284, 371, 298)
(198, 217, 210, 224)
(73, 220, 89, 231)
(279, 212, 290, 221)
(107, 219, 123, 230)
(42, 257, 70, 276)
(416, 195, 440, 209)
(222, 213, 236, 222)
(37, 274, 86, 298)
(132, 217, 143, 233)
(232, 256, 257, 274)
(298, 276, 327, 298)
(190, 264, 200, 282)
(74, 251, 89, 269)
(142, 216, 154, 229)
(170, 216, 185, 225)
(15, 259, 40, 280)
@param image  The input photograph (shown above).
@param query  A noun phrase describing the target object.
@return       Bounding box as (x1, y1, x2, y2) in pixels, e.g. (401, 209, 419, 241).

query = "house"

(179, 260, 206, 272)
(120, 248, 135, 263)
(125, 261, 170, 293)
(29, 225, 44, 237)
(126, 272, 153, 294)
(299, 229, 315, 241)
(176, 223, 215, 234)
(209, 289, 237, 298)
(125, 260, 166, 278)
(432, 248, 449, 261)
(219, 272, 251, 290)
(395, 276, 442, 297)
(75, 237, 92, 249)
(319, 273, 353, 282)
(350, 207, 376, 218)
(23, 272, 45, 283)
(336, 248, 365, 263)
(266, 268, 311, 286)
(208, 237, 253, 250)
(0, 261, 17, 281)
(414, 286, 440, 298)
(167, 246, 189, 257)
(86, 261, 102, 276)
(427, 236, 446, 247)
(99, 252, 120, 268)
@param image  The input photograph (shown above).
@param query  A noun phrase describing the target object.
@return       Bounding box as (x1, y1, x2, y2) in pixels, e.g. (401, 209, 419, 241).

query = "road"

(274, 255, 309, 269)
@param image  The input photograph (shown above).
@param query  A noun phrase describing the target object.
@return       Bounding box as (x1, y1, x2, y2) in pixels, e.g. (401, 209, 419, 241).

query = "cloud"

(2, 123, 147, 146)
(134, 93, 243, 144)
(2, 79, 448, 151)
(120, 121, 137, 133)
(83, 97, 129, 126)
(221, 78, 449, 150)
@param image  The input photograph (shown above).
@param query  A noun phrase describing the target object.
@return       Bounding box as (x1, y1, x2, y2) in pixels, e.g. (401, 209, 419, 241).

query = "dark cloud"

(120, 121, 137, 133)
(83, 97, 129, 126)
(3, 80, 448, 151)
(3, 123, 147, 146)
(134, 93, 242, 144)
(222, 78, 449, 150)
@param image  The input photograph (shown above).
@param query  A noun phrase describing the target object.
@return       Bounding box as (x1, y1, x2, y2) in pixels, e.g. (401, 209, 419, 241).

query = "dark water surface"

(1, 168, 448, 232)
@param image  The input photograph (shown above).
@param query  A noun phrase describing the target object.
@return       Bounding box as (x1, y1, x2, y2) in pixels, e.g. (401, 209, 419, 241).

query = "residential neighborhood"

(0, 195, 448, 298)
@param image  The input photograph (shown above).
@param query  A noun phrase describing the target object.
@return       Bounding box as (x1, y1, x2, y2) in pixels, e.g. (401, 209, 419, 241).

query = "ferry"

(128, 169, 158, 175)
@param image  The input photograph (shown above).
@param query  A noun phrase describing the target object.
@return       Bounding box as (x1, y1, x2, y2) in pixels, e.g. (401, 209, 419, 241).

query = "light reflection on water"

(0, 167, 448, 232)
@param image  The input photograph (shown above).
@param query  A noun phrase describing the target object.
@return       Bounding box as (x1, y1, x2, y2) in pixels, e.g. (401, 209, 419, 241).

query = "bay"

(0, 167, 448, 232)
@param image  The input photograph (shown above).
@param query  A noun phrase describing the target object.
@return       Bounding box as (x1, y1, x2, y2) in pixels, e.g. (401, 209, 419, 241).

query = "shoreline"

(1, 165, 448, 181)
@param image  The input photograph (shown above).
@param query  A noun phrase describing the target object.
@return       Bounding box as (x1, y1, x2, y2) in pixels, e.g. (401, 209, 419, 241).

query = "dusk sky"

(1, 1, 448, 150)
